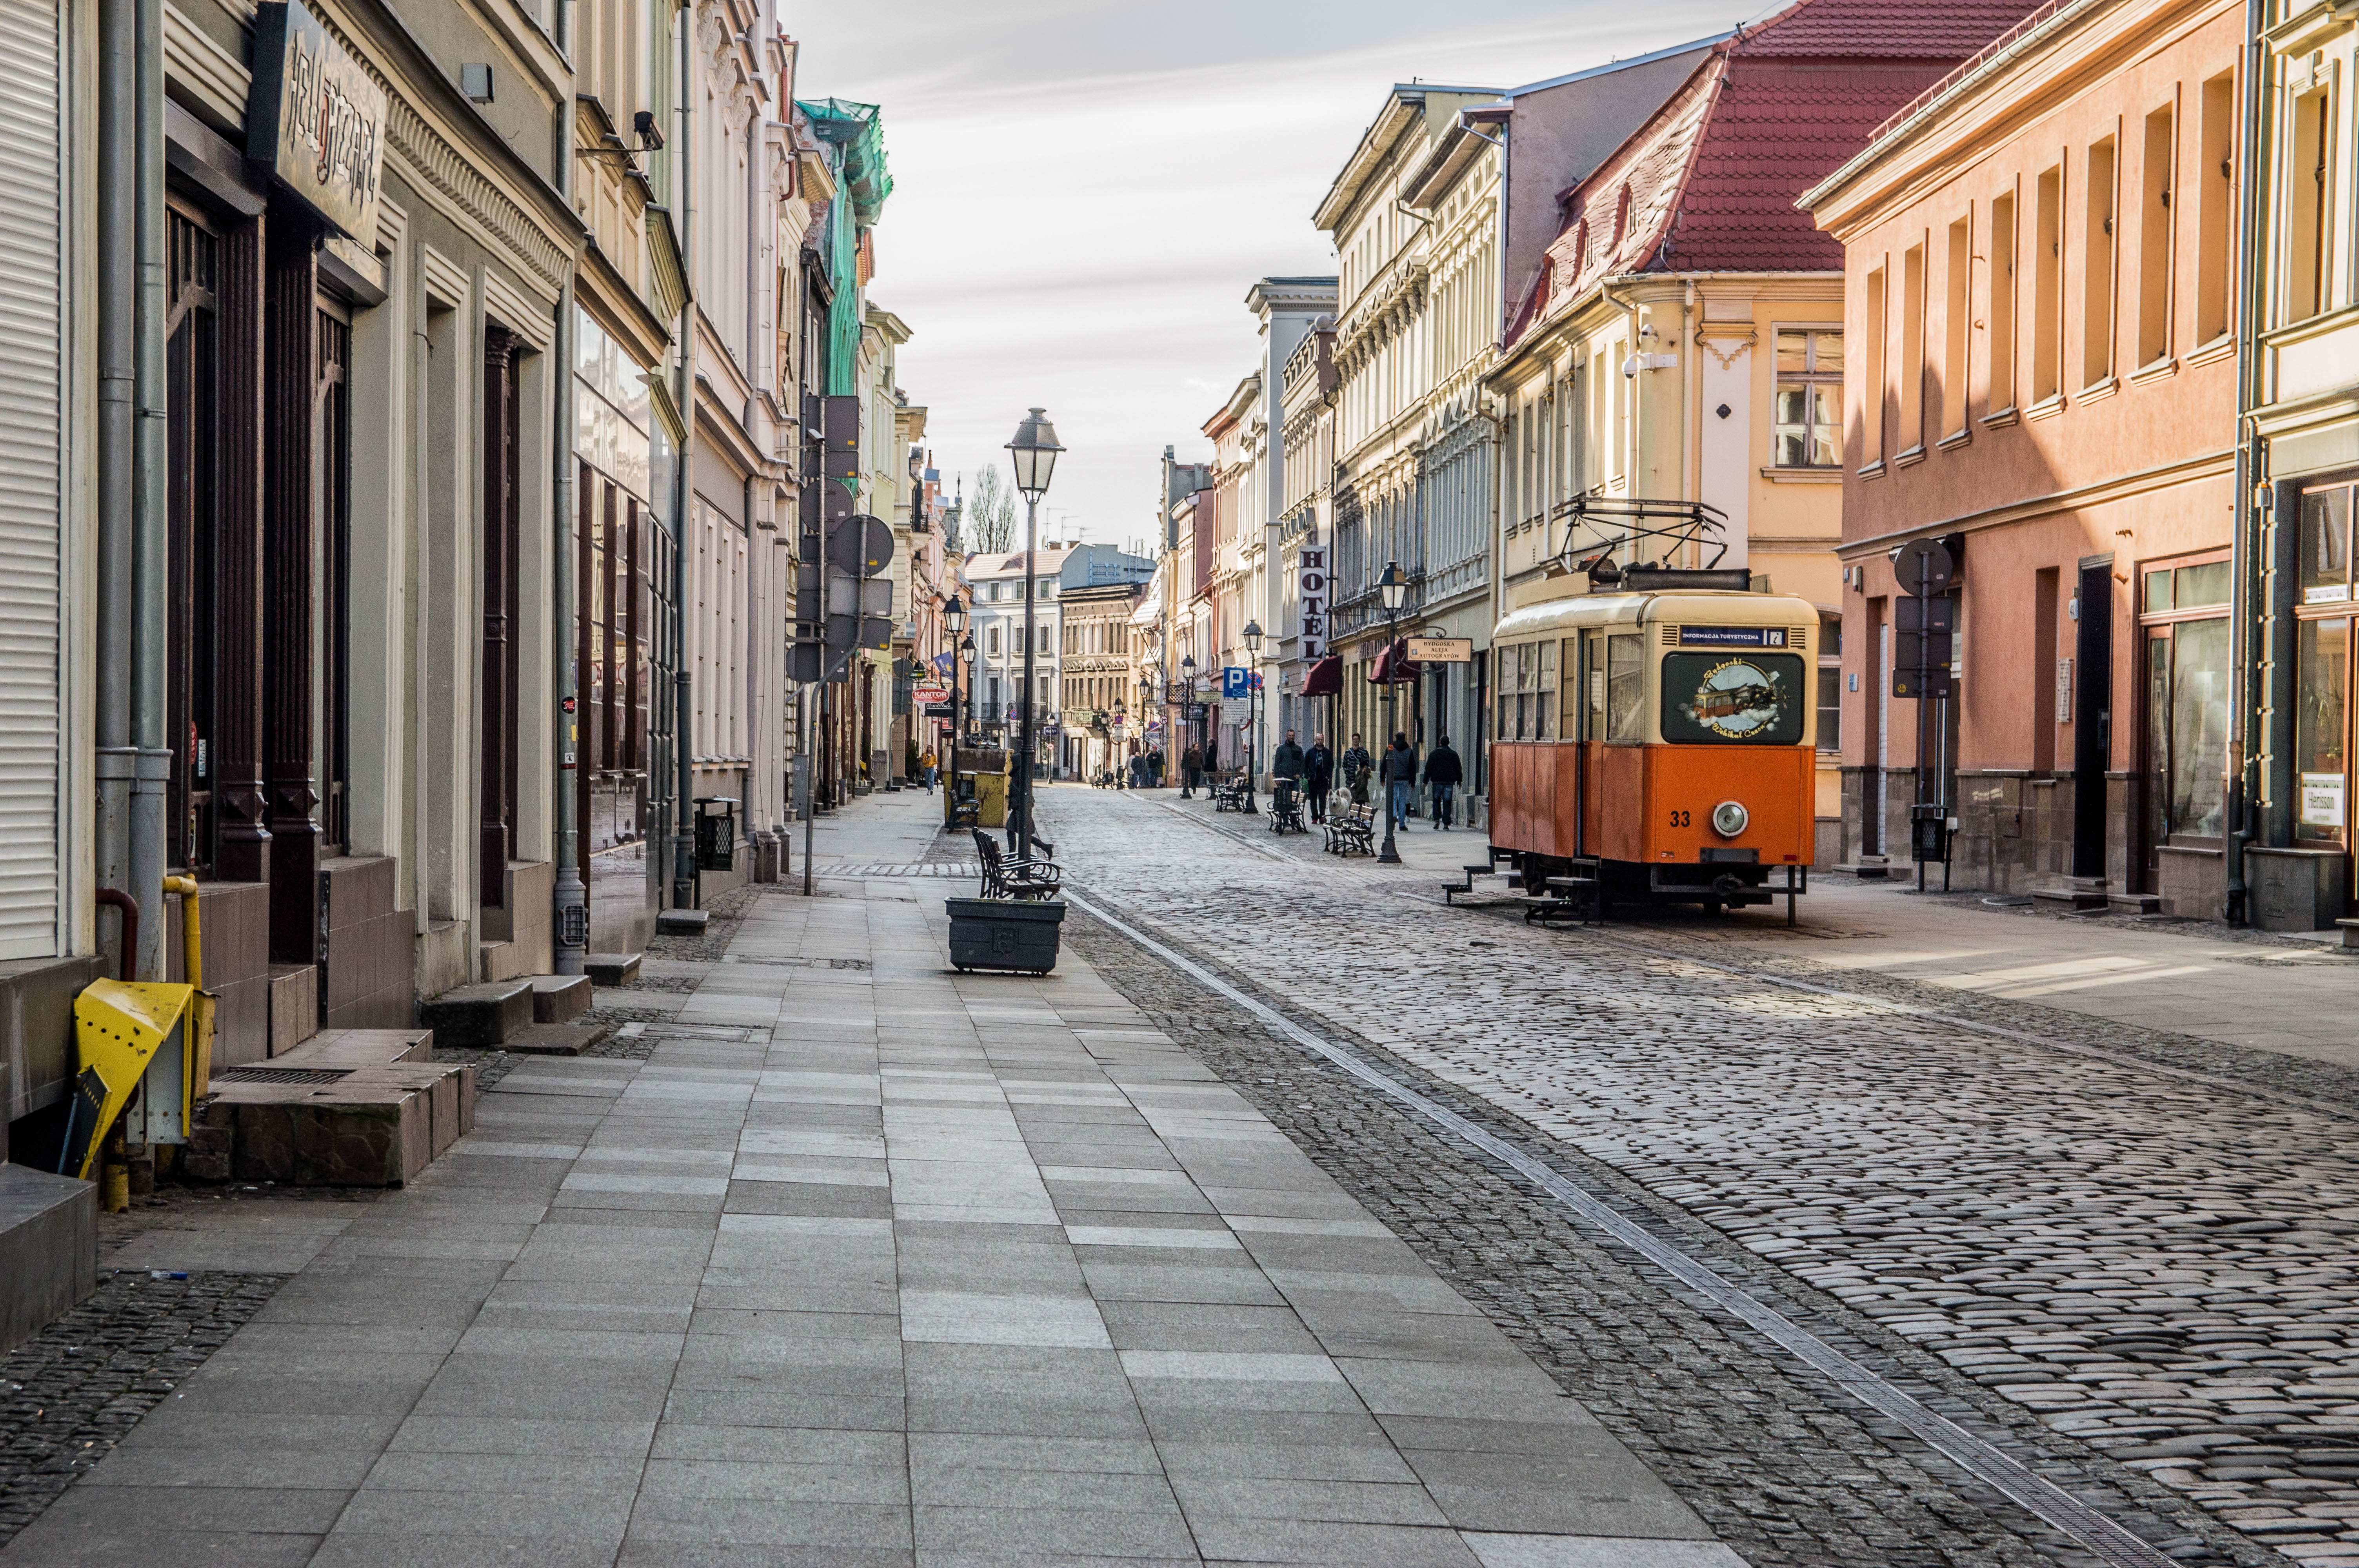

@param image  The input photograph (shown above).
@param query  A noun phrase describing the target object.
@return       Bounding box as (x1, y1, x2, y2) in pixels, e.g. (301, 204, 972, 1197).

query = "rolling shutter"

(0, 0, 63, 958)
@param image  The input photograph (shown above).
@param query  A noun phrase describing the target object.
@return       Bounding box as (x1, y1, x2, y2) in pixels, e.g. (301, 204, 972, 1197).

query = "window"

(987, 625, 1001, 657)
(1606, 633, 1645, 742)
(1862, 269, 1886, 465)
(2034, 164, 2062, 402)
(2298, 617, 2348, 843)
(1990, 189, 2018, 411)
(2142, 550, 2235, 856)
(2292, 85, 2335, 323)
(1774, 330, 1843, 467)
(2085, 136, 2117, 387)
(2198, 73, 2235, 344)
(1817, 612, 1843, 752)
(1900, 243, 1925, 452)
(1944, 217, 1970, 436)
(1660, 652, 1806, 746)
(2302, 485, 2351, 604)
(2139, 103, 2175, 368)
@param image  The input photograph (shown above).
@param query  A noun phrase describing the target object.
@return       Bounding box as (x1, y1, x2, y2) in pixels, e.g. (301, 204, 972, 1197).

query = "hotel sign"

(248, 0, 388, 243)
(1299, 543, 1329, 660)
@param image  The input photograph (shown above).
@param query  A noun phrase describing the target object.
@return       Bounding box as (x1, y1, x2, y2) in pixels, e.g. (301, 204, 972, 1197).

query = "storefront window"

(2167, 618, 2228, 838)
(2298, 617, 2349, 844)
(2302, 485, 2351, 604)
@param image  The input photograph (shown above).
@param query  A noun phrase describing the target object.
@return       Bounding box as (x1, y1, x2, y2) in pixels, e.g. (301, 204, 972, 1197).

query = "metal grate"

(211, 1066, 353, 1085)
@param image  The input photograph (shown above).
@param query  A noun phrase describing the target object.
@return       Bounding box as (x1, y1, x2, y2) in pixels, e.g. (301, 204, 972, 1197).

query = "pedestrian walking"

(920, 748, 938, 794)
(1149, 747, 1167, 788)
(1181, 743, 1205, 799)
(1341, 733, 1372, 806)
(1272, 730, 1305, 788)
(1303, 733, 1333, 824)
(1381, 733, 1416, 831)
(1423, 735, 1462, 830)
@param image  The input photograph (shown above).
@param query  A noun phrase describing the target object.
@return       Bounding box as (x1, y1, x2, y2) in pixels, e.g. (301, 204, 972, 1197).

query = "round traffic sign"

(827, 515, 894, 575)
(1894, 537, 1953, 595)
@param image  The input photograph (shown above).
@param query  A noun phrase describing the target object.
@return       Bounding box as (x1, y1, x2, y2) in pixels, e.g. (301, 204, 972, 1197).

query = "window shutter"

(0, 0, 63, 958)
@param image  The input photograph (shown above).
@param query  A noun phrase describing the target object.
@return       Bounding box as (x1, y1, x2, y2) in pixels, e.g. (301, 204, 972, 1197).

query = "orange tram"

(1486, 585, 1819, 922)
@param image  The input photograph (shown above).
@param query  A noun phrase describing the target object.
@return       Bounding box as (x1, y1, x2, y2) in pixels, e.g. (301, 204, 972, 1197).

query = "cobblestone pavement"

(1038, 785, 2359, 1568)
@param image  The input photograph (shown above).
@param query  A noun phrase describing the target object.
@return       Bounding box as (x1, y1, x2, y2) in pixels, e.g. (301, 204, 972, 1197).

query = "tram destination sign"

(248, 0, 388, 243)
(1678, 626, 1789, 648)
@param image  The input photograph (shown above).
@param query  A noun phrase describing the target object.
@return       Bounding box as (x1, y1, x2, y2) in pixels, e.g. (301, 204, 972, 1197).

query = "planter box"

(947, 897, 1065, 974)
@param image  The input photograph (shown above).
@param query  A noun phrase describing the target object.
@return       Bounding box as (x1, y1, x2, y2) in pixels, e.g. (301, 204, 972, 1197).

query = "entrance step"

(2108, 892, 2163, 915)
(480, 939, 524, 983)
(1837, 857, 1891, 879)
(656, 909, 709, 935)
(193, 1059, 476, 1187)
(276, 1029, 434, 1068)
(2033, 877, 2110, 913)
(2336, 918, 2359, 951)
(530, 974, 593, 1023)
(267, 964, 318, 1056)
(501, 1022, 612, 1056)
(585, 953, 642, 986)
(417, 980, 534, 1047)
(0, 1165, 95, 1353)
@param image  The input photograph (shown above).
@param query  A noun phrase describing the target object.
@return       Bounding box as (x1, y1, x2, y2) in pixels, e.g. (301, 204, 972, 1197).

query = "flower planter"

(946, 897, 1065, 974)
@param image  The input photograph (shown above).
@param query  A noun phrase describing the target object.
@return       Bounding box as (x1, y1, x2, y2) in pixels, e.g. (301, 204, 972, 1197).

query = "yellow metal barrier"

(61, 878, 214, 1183)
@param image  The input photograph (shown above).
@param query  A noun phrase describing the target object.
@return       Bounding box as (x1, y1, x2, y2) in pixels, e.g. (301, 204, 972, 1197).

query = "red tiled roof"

(1510, 0, 2046, 344)
(1739, 0, 2052, 58)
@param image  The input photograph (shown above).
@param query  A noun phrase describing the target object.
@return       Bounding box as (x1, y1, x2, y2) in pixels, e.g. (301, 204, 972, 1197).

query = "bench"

(1211, 774, 1253, 813)
(971, 828, 1062, 900)
(1324, 803, 1375, 857)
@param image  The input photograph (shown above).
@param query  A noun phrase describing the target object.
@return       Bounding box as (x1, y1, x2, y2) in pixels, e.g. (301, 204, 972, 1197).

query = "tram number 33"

(1668, 809, 1691, 828)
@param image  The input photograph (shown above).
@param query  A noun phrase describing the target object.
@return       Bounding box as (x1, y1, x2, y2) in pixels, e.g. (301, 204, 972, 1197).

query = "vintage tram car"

(1487, 585, 1819, 918)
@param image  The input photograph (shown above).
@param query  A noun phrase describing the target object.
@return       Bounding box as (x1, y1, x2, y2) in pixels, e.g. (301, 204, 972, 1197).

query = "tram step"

(1461, 864, 1494, 878)
(1541, 877, 1598, 895)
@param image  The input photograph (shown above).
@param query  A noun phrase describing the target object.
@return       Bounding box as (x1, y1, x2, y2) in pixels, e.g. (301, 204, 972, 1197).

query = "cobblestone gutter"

(0, 1271, 284, 1546)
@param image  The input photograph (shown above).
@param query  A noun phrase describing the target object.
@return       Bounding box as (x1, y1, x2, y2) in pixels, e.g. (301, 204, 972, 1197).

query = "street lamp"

(1241, 620, 1263, 814)
(941, 595, 967, 769)
(1180, 654, 1198, 796)
(958, 633, 975, 748)
(1377, 562, 1408, 865)
(1005, 409, 1063, 861)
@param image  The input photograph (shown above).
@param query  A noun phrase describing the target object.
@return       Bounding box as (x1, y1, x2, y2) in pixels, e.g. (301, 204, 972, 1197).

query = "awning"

(1367, 640, 1421, 685)
(1301, 655, 1341, 697)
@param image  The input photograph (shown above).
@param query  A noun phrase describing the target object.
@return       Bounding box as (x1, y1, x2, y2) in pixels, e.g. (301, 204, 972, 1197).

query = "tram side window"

(1606, 633, 1645, 742)
(1496, 641, 1559, 740)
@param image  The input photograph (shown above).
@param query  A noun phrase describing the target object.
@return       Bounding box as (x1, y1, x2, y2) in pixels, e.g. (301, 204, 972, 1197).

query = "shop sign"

(1299, 545, 1328, 659)
(912, 684, 950, 705)
(248, 0, 389, 243)
(1405, 636, 1472, 663)
(2301, 771, 2346, 829)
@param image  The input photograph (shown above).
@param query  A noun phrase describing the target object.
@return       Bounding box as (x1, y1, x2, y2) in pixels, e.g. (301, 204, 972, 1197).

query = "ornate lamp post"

(1005, 409, 1063, 860)
(942, 595, 966, 770)
(1376, 562, 1407, 865)
(1241, 620, 1263, 814)
(958, 633, 975, 745)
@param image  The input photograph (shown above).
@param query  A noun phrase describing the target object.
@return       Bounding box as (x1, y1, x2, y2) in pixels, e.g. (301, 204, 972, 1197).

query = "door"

(167, 207, 220, 874)
(2072, 562, 2114, 879)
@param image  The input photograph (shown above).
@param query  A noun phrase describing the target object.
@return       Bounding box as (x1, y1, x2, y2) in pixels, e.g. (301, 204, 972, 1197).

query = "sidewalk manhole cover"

(211, 1067, 353, 1084)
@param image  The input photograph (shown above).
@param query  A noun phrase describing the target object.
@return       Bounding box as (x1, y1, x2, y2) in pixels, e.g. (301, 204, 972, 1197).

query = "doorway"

(2072, 559, 2114, 879)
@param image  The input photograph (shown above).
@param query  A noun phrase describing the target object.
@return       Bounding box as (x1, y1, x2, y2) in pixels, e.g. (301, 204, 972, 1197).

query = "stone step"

(267, 963, 318, 1056)
(480, 939, 524, 983)
(417, 980, 534, 1047)
(656, 909, 709, 935)
(274, 1029, 434, 1068)
(0, 1165, 94, 1353)
(191, 1060, 476, 1186)
(529, 974, 593, 1023)
(501, 1022, 611, 1056)
(585, 952, 642, 986)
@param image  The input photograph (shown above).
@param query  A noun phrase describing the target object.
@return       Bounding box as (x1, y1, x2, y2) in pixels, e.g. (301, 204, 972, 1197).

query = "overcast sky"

(789, 1, 1753, 552)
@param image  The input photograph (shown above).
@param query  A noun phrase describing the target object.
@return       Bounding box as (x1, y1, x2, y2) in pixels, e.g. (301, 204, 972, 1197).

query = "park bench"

(971, 828, 1062, 901)
(1324, 803, 1375, 857)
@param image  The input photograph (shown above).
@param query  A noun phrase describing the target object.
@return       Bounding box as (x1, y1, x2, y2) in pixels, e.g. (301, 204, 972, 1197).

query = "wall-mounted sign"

(2302, 771, 2346, 829)
(911, 685, 950, 706)
(1405, 636, 1472, 663)
(248, 0, 388, 243)
(1299, 544, 1329, 660)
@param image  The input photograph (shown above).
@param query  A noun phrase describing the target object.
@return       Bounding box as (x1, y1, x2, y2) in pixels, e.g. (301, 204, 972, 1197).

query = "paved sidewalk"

(2, 788, 1744, 1568)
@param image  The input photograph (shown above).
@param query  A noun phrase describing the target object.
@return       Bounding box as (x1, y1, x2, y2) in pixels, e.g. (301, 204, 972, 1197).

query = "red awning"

(1301, 655, 1341, 697)
(1367, 640, 1421, 685)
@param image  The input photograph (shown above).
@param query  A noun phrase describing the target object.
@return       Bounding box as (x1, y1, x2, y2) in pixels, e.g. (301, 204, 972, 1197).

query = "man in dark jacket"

(1381, 733, 1417, 830)
(1181, 743, 1205, 798)
(1423, 735, 1463, 829)
(1272, 731, 1305, 786)
(1303, 734, 1334, 823)
(1341, 734, 1372, 804)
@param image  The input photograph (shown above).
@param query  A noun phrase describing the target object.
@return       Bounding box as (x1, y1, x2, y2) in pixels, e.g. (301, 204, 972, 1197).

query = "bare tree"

(968, 465, 1016, 555)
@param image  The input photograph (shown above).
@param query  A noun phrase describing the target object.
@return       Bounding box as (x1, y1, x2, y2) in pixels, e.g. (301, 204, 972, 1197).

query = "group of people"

(1265, 729, 1461, 832)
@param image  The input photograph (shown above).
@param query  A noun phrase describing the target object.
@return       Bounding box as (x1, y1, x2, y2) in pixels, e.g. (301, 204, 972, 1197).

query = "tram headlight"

(1710, 800, 1748, 838)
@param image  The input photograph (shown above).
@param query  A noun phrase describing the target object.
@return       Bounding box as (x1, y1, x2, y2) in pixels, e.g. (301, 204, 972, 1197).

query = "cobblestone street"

(1034, 784, 2359, 1568)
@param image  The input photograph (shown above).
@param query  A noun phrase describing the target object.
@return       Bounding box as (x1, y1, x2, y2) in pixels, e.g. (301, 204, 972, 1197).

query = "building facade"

(1807, 0, 2244, 910)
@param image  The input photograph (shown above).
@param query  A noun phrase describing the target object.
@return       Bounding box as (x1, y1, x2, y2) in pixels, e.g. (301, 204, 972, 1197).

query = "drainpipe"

(1681, 279, 1697, 546)
(131, 0, 169, 981)
(2226, 0, 2266, 925)
(671, 3, 698, 911)
(549, 0, 587, 974)
(95, 0, 134, 977)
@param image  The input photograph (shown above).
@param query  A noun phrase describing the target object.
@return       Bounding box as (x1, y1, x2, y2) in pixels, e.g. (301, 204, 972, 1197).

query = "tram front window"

(1659, 652, 1806, 745)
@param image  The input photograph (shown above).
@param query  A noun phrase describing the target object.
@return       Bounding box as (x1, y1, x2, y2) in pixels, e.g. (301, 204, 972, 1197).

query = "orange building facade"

(1806, 0, 2245, 911)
